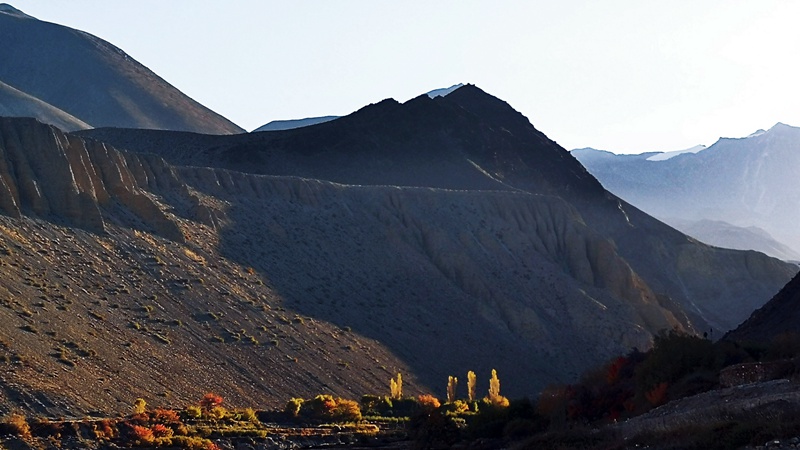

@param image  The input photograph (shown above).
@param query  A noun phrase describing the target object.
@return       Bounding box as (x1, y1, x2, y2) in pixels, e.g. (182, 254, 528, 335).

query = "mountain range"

(573, 123, 800, 260)
(0, 4, 797, 419)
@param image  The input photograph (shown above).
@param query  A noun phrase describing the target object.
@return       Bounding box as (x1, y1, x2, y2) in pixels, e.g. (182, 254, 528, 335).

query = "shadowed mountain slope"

(78, 85, 797, 334)
(0, 115, 705, 415)
(0, 4, 242, 134)
(0, 80, 90, 132)
(725, 272, 800, 343)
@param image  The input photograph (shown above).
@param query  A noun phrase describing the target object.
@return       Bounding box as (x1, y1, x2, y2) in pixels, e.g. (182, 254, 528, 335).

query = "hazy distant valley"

(573, 124, 800, 261)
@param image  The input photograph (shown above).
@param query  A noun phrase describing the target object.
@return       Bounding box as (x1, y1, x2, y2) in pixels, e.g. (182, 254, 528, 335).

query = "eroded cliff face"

(0, 117, 792, 415)
(0, 117, 699, 413)
(0, 117, 185, 240)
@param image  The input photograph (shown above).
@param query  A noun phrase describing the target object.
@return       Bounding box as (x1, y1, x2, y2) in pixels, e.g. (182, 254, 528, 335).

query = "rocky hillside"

(79, 85, 797, 334)
(725, 271, 800, 344)
(0, 117, 414, 416)
(0, 87, 795, 417)
(0, 4, 241, 134)
(573, 124, 800, 258)
(0, 115, 688, 416)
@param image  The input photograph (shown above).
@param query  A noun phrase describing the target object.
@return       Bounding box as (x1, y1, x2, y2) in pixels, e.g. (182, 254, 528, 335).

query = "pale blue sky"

(17, 1, 800, 153)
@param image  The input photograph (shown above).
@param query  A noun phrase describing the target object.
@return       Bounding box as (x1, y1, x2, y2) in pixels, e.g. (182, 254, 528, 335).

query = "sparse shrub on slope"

(284, 398, 303, 418)
(133, 398, 147, 415)
(0, 413, 31, 439)
(292, 394, 362, 422)
(360, 395, 392, 416)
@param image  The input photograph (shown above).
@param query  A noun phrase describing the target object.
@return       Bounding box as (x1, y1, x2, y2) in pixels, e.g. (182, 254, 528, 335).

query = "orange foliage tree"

(200, 393, 223, 412)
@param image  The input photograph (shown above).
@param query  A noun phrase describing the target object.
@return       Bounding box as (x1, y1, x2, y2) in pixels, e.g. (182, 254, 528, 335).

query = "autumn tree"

(467, 371, 477, 402)
(485, 369, 509, 407)
(447, 376, 458, 403)
(133, 398, 147, 415)
(390, 373, 403, 400)
(200, 392, 224, 414)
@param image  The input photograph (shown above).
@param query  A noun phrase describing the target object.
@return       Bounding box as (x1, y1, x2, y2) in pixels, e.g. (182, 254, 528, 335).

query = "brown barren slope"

(0, 116, 700, 416)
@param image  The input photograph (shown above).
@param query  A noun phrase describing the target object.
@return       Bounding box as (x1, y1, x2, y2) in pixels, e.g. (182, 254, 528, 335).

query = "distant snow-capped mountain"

(253, 116, 339, 132)
(572, 123, 800, 259)
(646, 144, 708, 161)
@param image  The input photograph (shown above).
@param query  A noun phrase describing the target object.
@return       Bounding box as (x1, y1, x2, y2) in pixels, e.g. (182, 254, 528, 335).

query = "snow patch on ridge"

(253, 116, 339, 132)
(426, 84, 464, 98)
(646, 144, 707, 161)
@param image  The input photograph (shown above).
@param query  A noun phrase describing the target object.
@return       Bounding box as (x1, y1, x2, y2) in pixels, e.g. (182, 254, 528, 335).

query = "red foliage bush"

(151, 423, 174, 438)
(200, 393, 223, 411)
(417, 394, 441, 411)
(152, 408, 181, 424)
(130, 424, 155, 445)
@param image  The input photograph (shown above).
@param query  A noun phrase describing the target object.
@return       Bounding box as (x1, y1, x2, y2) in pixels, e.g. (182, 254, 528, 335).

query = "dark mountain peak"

(439, 84, 539, 131)
(0, 3, 33, 19)
(348, 97, 403, 118)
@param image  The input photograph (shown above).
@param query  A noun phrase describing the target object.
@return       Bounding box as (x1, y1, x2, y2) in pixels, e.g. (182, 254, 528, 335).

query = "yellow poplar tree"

(447, 376, 458, 403)
(390, 372, 403, 400)
(467, 371, 477, 402)
(488, 369, 500, 399)
(486, 369, 509, 407)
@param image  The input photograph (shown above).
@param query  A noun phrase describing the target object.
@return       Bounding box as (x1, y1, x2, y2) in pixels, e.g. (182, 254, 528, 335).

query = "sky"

(16, 0, 800, 153)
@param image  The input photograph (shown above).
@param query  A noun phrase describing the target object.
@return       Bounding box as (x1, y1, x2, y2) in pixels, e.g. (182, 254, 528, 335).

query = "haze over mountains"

(573, 123, 800, 261)
(0, 4, 798, 420)
(0, 4, 241, 134)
